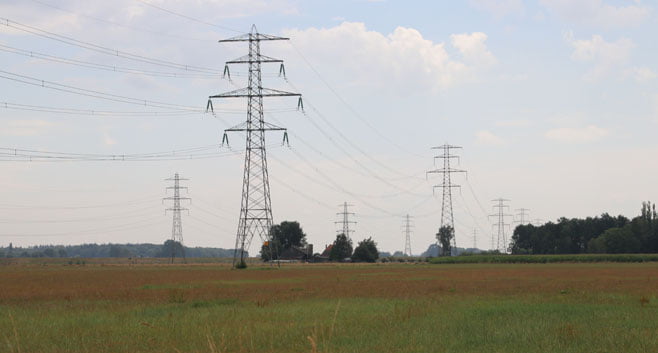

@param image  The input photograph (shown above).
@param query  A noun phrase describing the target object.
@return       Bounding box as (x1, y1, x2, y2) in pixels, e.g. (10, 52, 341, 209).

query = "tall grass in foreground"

(1, 295, 656, 353)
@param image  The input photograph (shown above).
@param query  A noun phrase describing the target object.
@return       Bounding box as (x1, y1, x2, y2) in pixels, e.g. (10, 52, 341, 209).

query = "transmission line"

(0, 70, 203, 110)
(1, 17, 222, 74)
(0, 44, 220, 79)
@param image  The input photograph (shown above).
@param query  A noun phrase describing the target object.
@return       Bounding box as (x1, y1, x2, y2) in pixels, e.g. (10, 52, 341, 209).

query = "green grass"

(429, 253, 658, 264)
(1, 295, 656, 352)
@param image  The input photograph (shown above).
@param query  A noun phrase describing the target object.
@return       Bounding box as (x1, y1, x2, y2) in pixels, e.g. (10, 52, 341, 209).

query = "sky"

(0, 0, 657, 255)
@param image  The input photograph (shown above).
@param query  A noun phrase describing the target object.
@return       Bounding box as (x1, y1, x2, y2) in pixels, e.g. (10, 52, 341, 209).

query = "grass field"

(1, 261, 657, 352)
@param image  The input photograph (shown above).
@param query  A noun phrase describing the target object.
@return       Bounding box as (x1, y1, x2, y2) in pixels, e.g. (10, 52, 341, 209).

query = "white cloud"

(0, 120, 55, 136)
(451, 32, 497, 67)
(469, 0, 525, 18)
(540, 0, 650, 27)
(476, 130, 506, 145)
(625, 67, 657, 82)
(103, 133, 117, 146)
(283, 23, 496, 91)
(565, 33, 634, 79)
(545, 125, 609, 143)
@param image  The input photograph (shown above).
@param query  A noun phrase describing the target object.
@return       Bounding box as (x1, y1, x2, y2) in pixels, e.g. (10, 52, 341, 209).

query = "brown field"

(1, 261, 658, 352)
(2, 261, 657, 304)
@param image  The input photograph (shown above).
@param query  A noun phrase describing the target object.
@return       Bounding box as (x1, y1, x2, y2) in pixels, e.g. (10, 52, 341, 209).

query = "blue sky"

(0, 0, 656, 254)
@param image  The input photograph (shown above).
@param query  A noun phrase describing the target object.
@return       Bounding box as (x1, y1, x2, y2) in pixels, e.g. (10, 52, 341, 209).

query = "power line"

(29, 0, 216, 42)
(0, 17, 222, 74)
(135, 0, 243, 34)
(0, 43, 220, 79)
(0, 70, 203, 110)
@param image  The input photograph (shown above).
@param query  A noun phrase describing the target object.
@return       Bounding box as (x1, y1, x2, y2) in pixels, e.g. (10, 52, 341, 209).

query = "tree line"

(0, 242, 237, 258)
(511, 202, 658, 254)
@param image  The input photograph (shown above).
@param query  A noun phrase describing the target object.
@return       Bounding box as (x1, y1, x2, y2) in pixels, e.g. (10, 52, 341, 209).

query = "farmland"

(1, 261, 657, 352)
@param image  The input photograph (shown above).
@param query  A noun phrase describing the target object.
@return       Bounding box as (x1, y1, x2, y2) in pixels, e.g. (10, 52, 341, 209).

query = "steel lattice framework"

(163, 173, 190, 263)
(489, 198, 512, 253)
(335, 202, 356, 239)
(427, 144, 466, 254)
(208, 25, 301, 267)
(403, 214, 413, 256)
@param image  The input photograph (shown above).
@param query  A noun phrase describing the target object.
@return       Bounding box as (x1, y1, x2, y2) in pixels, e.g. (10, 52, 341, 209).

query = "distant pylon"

(335, 202, 356, 239)
(207, 25, 303, 268)
(489, 198, 512, 253)
(515, 208, 530, 225)
(163, 173, 190, 263)
(472, 228, 477, 249)
(402, 214, 413, 256)
(427, 144, 466, 255)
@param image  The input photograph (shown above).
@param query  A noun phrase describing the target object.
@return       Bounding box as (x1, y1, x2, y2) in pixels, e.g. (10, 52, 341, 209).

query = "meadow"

(1, 260, 657, 352)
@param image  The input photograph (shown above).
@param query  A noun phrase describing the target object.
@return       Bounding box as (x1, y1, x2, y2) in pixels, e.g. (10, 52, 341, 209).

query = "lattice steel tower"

(427, 144, 466, 254)
(489, 198, 512, 253)
(208, 25, 302, 267)
(336, 202, 356, 239)
(402, 214, 413, 256)
(163, 173, 190, 263)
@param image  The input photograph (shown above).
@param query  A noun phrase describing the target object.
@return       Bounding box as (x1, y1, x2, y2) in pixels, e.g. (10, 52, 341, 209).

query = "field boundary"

(428, 254, 658, 264)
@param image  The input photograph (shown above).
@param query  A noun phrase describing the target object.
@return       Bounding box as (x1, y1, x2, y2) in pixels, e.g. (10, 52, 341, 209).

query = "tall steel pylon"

(207, 25, 302, 268)
(427, 144, 466, 254)
(335, 202, 356, 239)
(402, 214, 413, 256)
(515, 208, 530, 225)
(163, 173, 190, 263)
(489, 198, 512, 253)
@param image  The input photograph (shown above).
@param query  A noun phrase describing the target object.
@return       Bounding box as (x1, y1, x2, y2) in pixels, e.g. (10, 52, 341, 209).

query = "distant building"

(278, 244, 313, 262)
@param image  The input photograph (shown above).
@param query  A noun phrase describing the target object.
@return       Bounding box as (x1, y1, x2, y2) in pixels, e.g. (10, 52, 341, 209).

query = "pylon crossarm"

(218, 33, 289, 43)
(226, 54, 283, 64)
(209, 87, 301, 98)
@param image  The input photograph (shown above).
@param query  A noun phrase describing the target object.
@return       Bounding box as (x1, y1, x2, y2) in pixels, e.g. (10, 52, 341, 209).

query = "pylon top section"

(218, 25, 289, 42)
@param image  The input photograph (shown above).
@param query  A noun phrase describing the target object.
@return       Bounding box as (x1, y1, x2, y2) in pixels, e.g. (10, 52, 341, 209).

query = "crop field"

(1, 261, 657, 353)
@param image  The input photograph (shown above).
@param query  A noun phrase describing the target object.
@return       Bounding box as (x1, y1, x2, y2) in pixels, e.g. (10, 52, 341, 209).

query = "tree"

(352, 237, 379, 262)
(436, 226, 454, 256)
(329, 233, 353, 261)
(261, 221, 308, 261)
(159, 240, 184, 260)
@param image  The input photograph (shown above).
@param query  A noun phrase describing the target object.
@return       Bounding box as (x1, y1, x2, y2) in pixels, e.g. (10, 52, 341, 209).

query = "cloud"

(469, 0, 524, 18)
(103, 133, 117, 146)
(476, 130, 506, 145)
(625, 67, 657, 83)
(0, 120, 55, 136)
(540, 0, 650, 27)
(565, 32, 634, 80)
(282, 22, 496, 91)
(545, 125, 609, 143)
(451, 32, 497, 67)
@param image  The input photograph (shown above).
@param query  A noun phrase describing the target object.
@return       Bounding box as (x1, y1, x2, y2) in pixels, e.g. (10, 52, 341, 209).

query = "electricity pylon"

(489, 198, 512, 253)
(207, 25, 302, 268)
(427, 144, 466, 255)
(163, 173, 190, 263)
(515, 208, 530, 225)
(402, 214, 413, 256)
(335, 202, 356, 239)
(472, 228, 477, 249)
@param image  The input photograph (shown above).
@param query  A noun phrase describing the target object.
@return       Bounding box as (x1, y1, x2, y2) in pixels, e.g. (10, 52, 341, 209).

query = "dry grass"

(1, 262, 657, 305)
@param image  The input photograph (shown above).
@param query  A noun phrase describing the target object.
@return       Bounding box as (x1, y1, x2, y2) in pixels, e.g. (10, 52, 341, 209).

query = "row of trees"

(511, 202, 658, 254)
(260, 221, 380, 262)
(0, 242, 236, 258)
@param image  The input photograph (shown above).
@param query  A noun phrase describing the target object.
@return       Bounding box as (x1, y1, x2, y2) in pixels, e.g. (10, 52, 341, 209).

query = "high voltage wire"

(288, 43, 427, 160)
(0, 101, 205, 118)
(0, 217, 162, 237)
(29, 0, 216, 42)
(0, 44, 220, 79)
(135, 0, 243, 34)
(0, 17, 222, 74)
(0, 70, 203, 110)
(0, 194, 161, 210)
(0, 206, 160, 224)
